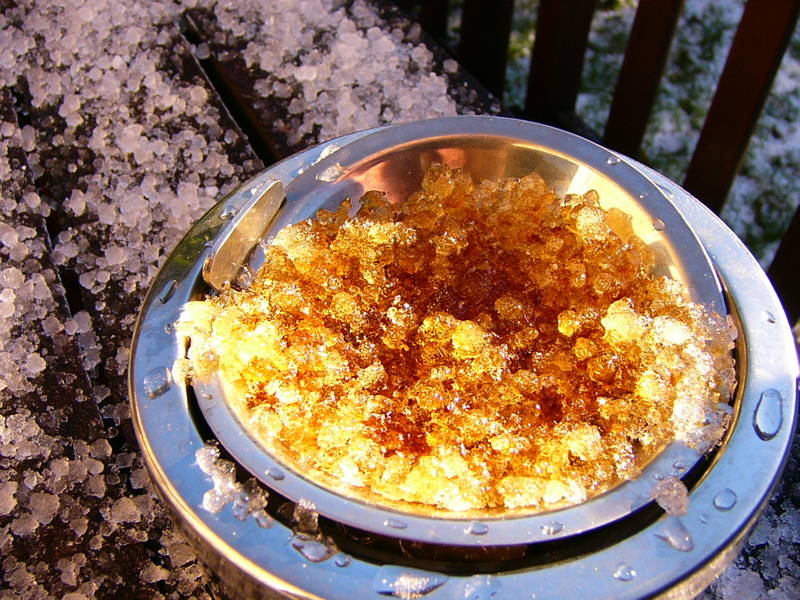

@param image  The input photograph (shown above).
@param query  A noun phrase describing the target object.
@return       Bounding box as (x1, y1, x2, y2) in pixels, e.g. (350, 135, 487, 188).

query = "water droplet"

(653, 218, 666, 231)
(384, 518, 408, 530)
(713, 488, 737, 511)
(540, 521, 563, 536)
(143, 366, 172, 398)
(374, 565, 448, 598)
(334, 554, 352, 568)
(203, 239, 214, 248)
(466, 521, 489, 535)
(613, 563, 637, 582)
(638, 192, 649, 200)
(655, 517, 694, 552)
(764, 310, 777, 324)
(699, 513, 710, 524)
(158, 279, 177, 303)
(253, 509, 273, 528)
(754, 388, 783, 440)
(220, 206, 238, 220)
(672, 459, 686, 472)
(657, 184, 674, 199)
(654, 472, 665, 481)
(266, 467, 285, 481)
(606, 155, 621, 165)
(291, 534, 337, 563)
(463, 575, 501, 599)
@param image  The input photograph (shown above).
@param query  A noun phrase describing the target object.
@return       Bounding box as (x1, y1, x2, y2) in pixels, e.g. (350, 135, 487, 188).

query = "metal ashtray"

(130, 116, 798, 599)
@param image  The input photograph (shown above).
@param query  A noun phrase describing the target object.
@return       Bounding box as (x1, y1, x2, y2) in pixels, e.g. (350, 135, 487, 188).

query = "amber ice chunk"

(177, 163, 736, 513)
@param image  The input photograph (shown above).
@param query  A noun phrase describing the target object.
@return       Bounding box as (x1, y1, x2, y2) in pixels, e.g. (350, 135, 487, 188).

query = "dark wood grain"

(458, 0, 515, 99)
(603, 0, 684, 158)
(525, 0, 597, 136)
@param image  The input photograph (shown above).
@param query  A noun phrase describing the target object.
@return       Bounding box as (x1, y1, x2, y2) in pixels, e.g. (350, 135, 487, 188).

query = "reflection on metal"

(754, 388, 784, 441)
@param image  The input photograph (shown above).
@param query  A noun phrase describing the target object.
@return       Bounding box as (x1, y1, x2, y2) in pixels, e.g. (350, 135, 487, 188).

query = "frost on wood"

(2, 0, 467, 591)
(214, 0, 460, 146)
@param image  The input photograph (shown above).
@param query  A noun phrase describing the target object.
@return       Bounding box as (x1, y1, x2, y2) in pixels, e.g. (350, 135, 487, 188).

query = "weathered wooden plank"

(182, 1, 503, 163)
(525, 0, 598, 138)
(18, 37, 260, 411)
(365, 0, 506, 116)
(603, 0, 684, 159)
(683, 0, 800, 213)
(0, 86, 163, 600)
(0, 89, 100, 439)
(180, 8, 303, 161)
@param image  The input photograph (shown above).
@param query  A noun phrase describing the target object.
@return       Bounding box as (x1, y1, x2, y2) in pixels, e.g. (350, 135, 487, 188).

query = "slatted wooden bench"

(0, 1, 796, 599)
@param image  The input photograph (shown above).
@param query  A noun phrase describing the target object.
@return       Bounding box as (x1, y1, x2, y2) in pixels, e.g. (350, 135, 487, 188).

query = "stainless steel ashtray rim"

(190, 116, 729, 547)
(129, 117, 798, 600)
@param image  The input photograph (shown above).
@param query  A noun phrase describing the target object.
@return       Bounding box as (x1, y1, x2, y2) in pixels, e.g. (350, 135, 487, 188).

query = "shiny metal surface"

(194, 117, 728, 546)
(203, 179, 285, 292)
(130, 117, 798, 599)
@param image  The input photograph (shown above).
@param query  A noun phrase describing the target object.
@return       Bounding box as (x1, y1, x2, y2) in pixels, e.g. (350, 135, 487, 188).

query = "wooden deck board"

(1, 24, 260, 599)
(0, 86, 189, 599)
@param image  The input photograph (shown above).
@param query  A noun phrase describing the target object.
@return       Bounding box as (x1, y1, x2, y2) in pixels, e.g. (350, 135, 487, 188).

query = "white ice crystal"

(0, 480, 18, 515)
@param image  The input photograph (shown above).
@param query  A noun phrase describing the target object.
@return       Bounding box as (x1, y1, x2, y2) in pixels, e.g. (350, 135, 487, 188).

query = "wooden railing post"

(419, 0, 450, 42)
(525, 0, 597, 136)
(458, 0, 515, 99)
(768, 208, 800, 325)
(683, 0, 800, 214)
(603, 0, 684, 159)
